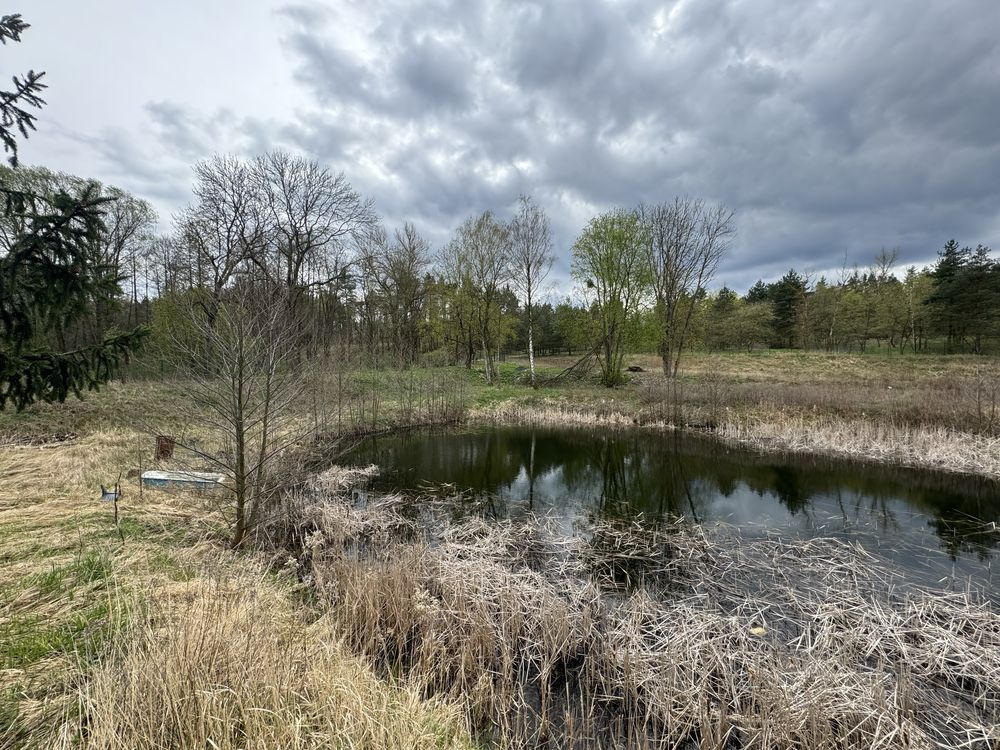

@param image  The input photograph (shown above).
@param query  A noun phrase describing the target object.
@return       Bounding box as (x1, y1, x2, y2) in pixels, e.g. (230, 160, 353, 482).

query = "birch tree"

(509, 195, 553, 387)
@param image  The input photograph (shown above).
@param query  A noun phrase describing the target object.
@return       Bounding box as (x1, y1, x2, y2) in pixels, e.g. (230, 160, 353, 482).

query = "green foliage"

(770, 269, 808, 348)
(926, 240, 1000, 353)
(0, 14, 46, 168)
(572, 208, 651, 386)
(701, 290, 774, 352)
(140, 288, 211, 373)
(0, 186, 148, 408)
(0, 14, 147, 409)
(554, 300, 591, 355)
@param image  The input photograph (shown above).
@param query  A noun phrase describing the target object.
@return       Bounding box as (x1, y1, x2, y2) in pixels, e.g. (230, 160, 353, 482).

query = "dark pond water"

(342, 425, 1000, 596)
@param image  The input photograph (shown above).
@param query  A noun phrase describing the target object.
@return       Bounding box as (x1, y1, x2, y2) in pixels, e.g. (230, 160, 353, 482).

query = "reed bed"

(716, 417, 1000, 479)
(278, 469, 1000, 749)
(475, 400, 1000, 479)
(474, 400, 653, 429)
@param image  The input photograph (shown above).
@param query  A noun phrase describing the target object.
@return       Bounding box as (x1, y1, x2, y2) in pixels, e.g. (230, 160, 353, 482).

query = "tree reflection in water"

(344, 425, 1000, 591)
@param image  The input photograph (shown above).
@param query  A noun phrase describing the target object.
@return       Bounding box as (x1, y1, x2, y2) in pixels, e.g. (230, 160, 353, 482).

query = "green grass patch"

(146, 550, 196, 582)
(0, 596, 120, 670)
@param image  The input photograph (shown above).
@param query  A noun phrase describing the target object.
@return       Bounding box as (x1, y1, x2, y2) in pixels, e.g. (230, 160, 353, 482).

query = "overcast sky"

(6, 0, 1000, 291)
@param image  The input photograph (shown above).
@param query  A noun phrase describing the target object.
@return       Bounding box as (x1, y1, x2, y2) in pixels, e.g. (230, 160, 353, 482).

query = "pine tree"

(0, 14, 146, 409)
(771, 270, 807, 348)
(926, 240, 973, 352)
(713, 285, 738, 314)
(744, 279, 771, 303)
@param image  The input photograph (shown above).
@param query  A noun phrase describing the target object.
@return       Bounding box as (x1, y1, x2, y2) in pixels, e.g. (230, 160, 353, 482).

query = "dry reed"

(715, 417, 1000, 478)
(281, 471, 1000, 749)
(475, 400, 1000, 479)
(77, 566, 473, 750)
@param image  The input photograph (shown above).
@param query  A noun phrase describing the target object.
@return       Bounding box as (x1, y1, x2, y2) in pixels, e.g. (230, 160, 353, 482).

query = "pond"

(342, 424, 1000, 597)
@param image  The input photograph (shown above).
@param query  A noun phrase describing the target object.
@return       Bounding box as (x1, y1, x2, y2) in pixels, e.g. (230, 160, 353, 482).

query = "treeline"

(708, 243, 999, 354)
(7, 154, 998, 396)
(0, 155, 564, 384)
(0, 164, 158, 351)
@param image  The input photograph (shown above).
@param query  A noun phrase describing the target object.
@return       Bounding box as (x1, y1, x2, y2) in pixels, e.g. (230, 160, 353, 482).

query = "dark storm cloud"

(91, 0, 998, 292)
(266, 0, 1000, 289)
(393, 34, 475, 111)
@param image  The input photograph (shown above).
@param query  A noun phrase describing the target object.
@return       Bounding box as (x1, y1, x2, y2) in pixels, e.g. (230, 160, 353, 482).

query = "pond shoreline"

(473, 398, 1000, 481)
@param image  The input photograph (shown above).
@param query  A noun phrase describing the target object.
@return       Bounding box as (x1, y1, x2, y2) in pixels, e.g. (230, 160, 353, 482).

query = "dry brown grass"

(480, 349, 1000, 479)
(77, 567, 472, 750)
(5, 356, 1000, 747)
(473, 399, 1000, 478)
(284, 475, 1000, 749)
(0, 428, 223, 748)
(472, 398, 651, 429)
(0, 428, 476, 750)
(715, 416, 1000, 478)
(621, 350, 996, 385)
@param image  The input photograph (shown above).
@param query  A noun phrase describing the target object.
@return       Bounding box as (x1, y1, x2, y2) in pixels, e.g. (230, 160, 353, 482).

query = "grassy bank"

(0, 380, 476, 748)
(480, 350, 1000, 478)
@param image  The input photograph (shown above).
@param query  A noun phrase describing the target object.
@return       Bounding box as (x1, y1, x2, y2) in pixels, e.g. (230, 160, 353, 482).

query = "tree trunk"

(231, 408, 248, 548)
(527, 321, 537, 388)
(659, 337, 672, 377)
(481, 332, 493, 384)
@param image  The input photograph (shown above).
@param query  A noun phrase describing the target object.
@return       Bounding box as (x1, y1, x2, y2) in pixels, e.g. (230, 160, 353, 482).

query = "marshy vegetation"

(4, 354, 1000, 748)
(274, 466, 1000, 748)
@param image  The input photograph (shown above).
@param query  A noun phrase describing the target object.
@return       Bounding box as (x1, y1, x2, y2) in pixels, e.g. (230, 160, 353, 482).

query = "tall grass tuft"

(77, 568, 472, 750)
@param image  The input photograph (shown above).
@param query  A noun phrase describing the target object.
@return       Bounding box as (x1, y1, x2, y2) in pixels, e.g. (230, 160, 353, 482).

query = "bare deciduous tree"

(252, 151, 376, 301)
(171, 285, 307, 548)
(435, 243, 478, 369)
(642, 198, 735, 377)
(99, 187, 157, 327)
(358, 222, 430, 367)
(509, 195, 553, 388)
(441, 212, 511, 384)
(178, 155, 267, 328)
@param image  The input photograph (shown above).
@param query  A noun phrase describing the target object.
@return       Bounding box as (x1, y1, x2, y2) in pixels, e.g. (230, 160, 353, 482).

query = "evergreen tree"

(0, 15, 45, 168)
(714, 285, 738, 313)
(744, 279, 771, 303)
(926, 239, 969, 351)
(771, 269, 807, 348)
(0, 14, 146, 409)
(923, 239, 1000, 352)
(967, 246, 999, 352)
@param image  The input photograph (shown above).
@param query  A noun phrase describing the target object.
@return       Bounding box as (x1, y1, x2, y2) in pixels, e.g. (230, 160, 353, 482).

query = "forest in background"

(4, 156, 998, 393)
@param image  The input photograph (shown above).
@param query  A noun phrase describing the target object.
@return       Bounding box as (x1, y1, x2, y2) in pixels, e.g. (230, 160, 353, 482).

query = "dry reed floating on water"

(273, 473, 1000, 750)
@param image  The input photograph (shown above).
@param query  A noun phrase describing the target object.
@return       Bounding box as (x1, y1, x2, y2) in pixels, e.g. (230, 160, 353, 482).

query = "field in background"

(496, 350, 1000, 476)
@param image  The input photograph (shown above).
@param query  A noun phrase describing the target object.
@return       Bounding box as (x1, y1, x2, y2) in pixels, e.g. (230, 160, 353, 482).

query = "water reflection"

(343, 425, 1000, 592)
